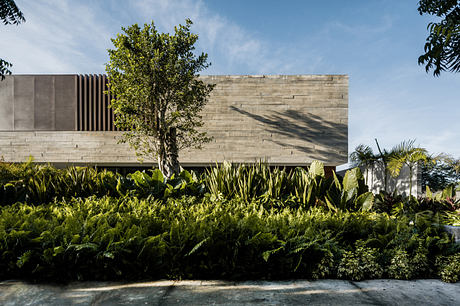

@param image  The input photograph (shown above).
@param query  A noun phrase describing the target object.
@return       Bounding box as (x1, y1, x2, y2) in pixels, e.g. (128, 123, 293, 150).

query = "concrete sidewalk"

(0, 279, 459, 305)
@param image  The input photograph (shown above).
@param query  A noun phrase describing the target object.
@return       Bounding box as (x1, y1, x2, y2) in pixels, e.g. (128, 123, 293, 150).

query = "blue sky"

(2, 0, 459, 161)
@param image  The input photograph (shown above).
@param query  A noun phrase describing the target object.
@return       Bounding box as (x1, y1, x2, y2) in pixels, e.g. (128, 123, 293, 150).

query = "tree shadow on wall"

(229, 106, 347, 162)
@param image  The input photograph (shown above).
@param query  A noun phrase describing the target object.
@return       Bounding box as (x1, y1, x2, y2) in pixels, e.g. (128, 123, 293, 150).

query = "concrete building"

(0, 74, 348, 171)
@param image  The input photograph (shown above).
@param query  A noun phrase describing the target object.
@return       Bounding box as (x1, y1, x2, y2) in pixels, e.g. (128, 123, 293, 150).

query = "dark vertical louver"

(76, 74, 118, 131)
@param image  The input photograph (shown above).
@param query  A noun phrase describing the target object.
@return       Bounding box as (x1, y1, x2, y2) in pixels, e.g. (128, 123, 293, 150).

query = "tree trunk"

(409, 165, 413, 199)
(158, 127, 180, 180)
(365, 166, 369, 186)
(383, 161, 388, 193)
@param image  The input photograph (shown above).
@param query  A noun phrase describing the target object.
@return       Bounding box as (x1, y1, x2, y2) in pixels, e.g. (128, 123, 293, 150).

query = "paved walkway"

(0, 279, 459, 305)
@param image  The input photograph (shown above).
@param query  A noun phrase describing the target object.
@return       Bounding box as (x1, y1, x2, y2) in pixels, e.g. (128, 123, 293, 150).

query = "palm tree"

(388, 140, 430, 198)
(374, 138, 395, 193)
(350, 144, 377, 185)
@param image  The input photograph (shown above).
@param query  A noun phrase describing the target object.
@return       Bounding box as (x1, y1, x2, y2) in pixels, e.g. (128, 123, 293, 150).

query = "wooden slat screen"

(76, 74, 119, 131)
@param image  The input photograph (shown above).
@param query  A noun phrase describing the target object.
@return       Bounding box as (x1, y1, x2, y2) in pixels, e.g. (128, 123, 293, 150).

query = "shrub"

(0, 196, 456, 282)
(388, 249, 415, 279)
(0, 161, 205, 205)
(436, 253, 460, 283)
(337, 241, 383, 281)
(0, 160, 459, 282)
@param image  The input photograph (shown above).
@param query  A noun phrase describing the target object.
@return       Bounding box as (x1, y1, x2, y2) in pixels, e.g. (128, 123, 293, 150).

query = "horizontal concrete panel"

(0, 130, 347, 166)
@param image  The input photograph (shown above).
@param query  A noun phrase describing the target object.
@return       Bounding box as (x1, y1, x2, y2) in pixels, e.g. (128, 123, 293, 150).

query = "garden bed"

(0, 161, 459, 283)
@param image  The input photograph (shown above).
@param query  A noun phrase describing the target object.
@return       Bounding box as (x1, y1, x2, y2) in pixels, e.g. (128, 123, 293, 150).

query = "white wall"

(361, 163, 421, 197)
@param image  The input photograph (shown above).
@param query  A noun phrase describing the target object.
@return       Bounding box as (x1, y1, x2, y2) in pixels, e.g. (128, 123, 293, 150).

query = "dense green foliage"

(0, 196, 458, 282)
(422, 157, 460, 191)
(1, 160, 458, 219)
(0, 160, 459, 282)
(206, 161, 373, 212)
(106, 19, 214, 179)
(418, 0, 460, 76)
(0, 159, 205, 206)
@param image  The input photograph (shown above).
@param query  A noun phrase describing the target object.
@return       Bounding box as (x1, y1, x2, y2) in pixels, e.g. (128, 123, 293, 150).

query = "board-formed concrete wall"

(0, 74, 348, 166)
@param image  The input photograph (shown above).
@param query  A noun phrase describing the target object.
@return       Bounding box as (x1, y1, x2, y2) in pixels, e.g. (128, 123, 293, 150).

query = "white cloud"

(2, 0, 327, 75)
(0, 0, 117, 73)
(132, 0, 277, 74)
(331, 14, 394, 37)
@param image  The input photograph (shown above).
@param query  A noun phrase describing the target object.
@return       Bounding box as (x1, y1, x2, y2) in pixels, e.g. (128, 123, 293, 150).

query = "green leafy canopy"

(418, 0, 460, 76)
(105, 19, 214, 168)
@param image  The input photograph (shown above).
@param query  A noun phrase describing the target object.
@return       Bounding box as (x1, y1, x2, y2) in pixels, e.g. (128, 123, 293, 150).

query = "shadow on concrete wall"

(229, 106, 347, 162)
(362, 163, 420, 197)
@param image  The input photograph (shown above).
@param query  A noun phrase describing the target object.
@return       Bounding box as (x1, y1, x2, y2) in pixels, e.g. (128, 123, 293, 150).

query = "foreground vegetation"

(2, 196, 459, 282)
(0, 160, 459, 282)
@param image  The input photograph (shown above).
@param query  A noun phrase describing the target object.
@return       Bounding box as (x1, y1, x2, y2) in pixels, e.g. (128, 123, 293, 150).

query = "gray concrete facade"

(0, 74, 348, 166)
(0, 75, 76, 131)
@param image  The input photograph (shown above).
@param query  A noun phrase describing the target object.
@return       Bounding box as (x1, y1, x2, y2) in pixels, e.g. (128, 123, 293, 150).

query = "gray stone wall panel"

(55, 75, 76, 131)
(13, 76, 34, 130)
(0, 77, 14, 130)
(34, 75, 55, 130)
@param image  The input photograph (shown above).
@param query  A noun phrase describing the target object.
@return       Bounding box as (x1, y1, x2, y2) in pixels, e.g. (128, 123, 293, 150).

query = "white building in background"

(361, 163, 422, 197)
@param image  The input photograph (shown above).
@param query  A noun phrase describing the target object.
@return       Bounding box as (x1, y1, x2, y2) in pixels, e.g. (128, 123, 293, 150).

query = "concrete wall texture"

(0, 75, 76, 131)
(0, 74, 348, 166)
(361, 163, 422, 197)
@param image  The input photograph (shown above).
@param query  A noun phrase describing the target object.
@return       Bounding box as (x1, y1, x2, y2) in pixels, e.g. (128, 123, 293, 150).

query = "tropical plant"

(106, 19, 214, 179)
(422, 154, 460, 191)
(374, 138, 395, 193)
(0, 196, 457, 282)
(350, 139, 397, 193)
(373, 190, 405, 214)
(350, 144, 376, 184)
(325, 167, 374, 212)
(205, 161, 373, 211)
(0, 160, 205, 205)
(418, 0, 460, 76)
(388, 140, 431, 198)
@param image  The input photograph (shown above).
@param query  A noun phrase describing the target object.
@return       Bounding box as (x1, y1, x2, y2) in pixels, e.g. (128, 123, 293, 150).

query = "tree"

(106, 19, 214, 179)
(388, 140, 431, 198)
(350, 139, 396, 193)
(418, 0, 460, 76)
(0, 0, 25, 80)
(350, 144, 376, 184)
(422, 154, 460, 190)
(374, 138, 394, 193)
